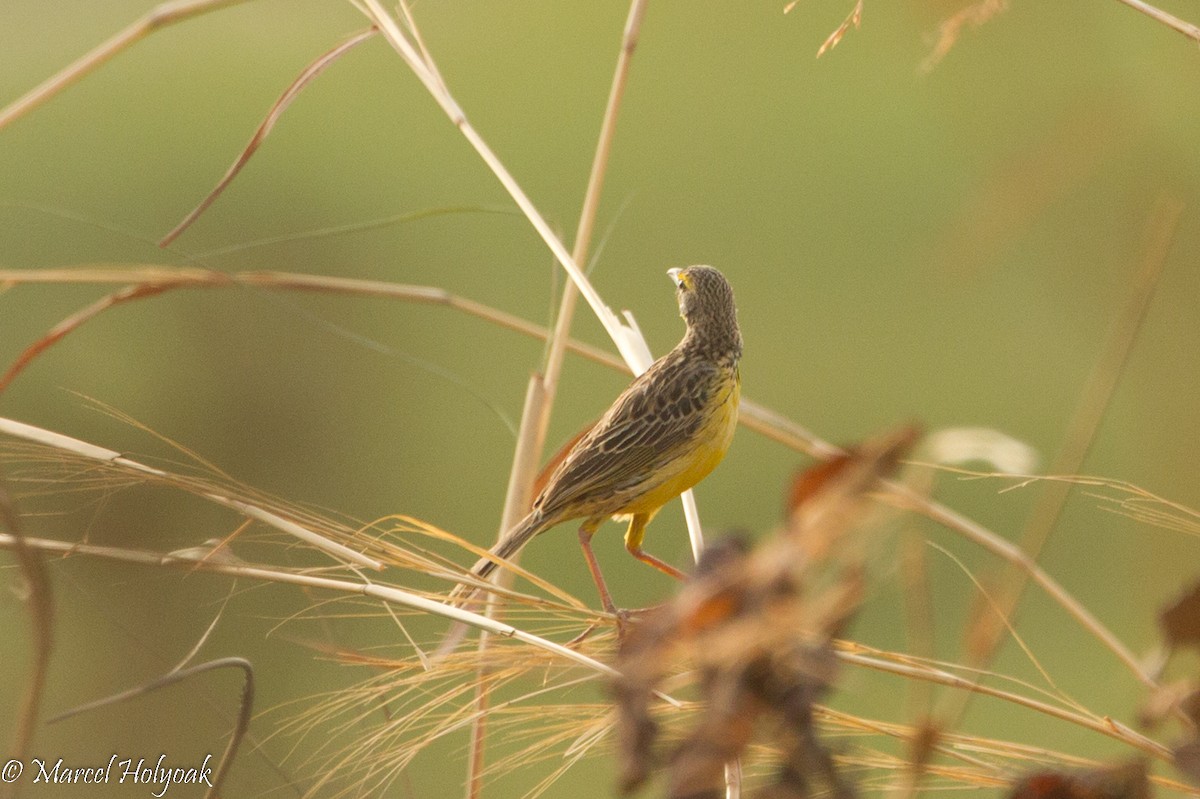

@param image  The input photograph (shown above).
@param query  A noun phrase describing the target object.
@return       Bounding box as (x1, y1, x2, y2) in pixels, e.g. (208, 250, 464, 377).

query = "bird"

(466, 265, 742, 614)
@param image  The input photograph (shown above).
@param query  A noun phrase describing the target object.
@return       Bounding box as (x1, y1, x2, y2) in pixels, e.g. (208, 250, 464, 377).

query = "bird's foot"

(565, 604, 667, 649)
(610, 602, 672, 644)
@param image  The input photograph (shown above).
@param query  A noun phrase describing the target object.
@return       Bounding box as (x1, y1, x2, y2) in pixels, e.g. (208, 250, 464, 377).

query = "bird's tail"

(438, 511, 551, 658)
(468, 509, 547, 582)
(441, 506, 549, 633)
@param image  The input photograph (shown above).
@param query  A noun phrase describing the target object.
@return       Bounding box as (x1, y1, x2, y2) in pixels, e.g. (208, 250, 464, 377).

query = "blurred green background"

(2, 1, 1199, 796)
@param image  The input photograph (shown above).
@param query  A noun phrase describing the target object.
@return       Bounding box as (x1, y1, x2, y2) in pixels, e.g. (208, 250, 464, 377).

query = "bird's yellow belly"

(620, 371, 740, 515)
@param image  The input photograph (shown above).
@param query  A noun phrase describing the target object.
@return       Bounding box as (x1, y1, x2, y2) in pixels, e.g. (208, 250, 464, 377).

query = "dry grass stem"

(817, 0, 864, 58)
(1113, 0, 1200, 43)
(0, 267, 624, 392)
(0, 479, 53, 799)
(159, 26, 379, 247)
(915, 467, 1200, 544)
(887, 484, 1152, 690)
(0, 416, 383, 569)
(0, 529, 628, 686)
(0, 281, 178, 393)
(49, 657, 254, 799)
(835, 648, 1171, 760)
(190, 205, 518, 259)
(0, 0, 253, 130)
(467, 374, 547, 799)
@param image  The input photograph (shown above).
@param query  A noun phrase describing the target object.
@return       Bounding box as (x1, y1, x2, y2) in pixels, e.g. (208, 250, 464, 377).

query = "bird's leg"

(624, 512, 686, 580)
(577, 519, 618, 615)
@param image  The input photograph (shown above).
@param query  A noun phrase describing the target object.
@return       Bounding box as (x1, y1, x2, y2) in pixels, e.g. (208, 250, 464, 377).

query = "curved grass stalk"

(835, 648, 1172, 761)
(49, 657, 254, 799)
(0, 481, 52, 799)
(0, 416, 383, 570)
(1113, 0, 1200, 42)
(0, 268, 621, 394)
(0, 530, 670, 699)
(0, 0, 254, 131)
(158, 27, 380, 247)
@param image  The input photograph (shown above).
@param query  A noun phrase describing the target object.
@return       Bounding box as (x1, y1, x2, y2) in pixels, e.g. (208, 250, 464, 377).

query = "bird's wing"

(535, 356, 714, 518)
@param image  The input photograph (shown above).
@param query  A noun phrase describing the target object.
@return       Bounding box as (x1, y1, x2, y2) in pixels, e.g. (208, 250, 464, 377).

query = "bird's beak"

(667, 268, 683, 287)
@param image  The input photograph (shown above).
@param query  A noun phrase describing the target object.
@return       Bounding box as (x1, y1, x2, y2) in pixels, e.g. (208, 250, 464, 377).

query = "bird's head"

(668, 265, 736, 327)
(667, 265, 742, 359)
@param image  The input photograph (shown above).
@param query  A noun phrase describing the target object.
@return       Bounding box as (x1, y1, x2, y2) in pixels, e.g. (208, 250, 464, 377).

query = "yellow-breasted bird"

(469, 265, 742, 613)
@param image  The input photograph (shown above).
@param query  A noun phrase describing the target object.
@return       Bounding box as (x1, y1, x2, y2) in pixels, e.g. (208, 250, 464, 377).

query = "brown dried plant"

(612, 426, 916, 798)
